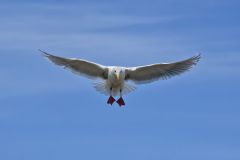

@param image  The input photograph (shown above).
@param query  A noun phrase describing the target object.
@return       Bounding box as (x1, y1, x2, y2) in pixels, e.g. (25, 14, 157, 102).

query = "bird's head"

(110, 67, 125, 81)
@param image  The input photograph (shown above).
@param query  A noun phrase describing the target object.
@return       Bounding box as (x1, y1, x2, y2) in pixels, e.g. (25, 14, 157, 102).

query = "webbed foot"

(117, 97, 125, 107)
(107, 96, 115, 105)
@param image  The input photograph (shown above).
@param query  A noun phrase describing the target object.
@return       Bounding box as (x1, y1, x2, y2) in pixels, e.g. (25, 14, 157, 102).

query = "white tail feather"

(93, 80, 136, 96)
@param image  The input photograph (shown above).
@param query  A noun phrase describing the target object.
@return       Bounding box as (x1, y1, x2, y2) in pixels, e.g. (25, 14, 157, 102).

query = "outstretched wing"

(40, 50, 108, 79)
(125, 54, 201, 84)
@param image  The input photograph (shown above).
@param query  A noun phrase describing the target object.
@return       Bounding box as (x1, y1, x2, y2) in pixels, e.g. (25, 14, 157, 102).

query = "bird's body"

(40, 50, 200, 106)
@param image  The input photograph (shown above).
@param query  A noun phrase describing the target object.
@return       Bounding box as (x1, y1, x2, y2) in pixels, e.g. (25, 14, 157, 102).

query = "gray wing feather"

(39, 50, 108, 79)
(125, 54, 201, 84)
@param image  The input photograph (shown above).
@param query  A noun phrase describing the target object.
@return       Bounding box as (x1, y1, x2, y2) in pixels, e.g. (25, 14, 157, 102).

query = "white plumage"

(40, 50, 200, 106)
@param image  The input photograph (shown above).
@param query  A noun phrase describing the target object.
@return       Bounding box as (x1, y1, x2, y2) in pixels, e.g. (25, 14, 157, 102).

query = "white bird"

(40, 50, 200, 106)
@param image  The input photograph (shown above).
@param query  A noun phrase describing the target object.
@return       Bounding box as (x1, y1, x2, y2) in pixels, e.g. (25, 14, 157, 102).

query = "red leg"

(117, 97, 125, 107)
(107, 96, 115, 105)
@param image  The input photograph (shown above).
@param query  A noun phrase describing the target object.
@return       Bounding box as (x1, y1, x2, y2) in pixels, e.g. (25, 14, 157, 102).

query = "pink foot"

(107, 96, 115, 105)
(117, 97, 125, 107)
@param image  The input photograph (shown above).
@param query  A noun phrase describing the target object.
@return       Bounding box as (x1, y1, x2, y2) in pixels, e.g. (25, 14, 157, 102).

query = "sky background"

(0, 0, 240, 159)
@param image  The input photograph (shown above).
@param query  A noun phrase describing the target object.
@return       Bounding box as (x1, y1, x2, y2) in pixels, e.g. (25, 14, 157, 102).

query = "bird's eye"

(114, 70, 116, 72)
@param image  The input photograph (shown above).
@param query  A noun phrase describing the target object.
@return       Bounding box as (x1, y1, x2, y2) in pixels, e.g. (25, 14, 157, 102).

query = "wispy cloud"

(0, 2, 181, 55)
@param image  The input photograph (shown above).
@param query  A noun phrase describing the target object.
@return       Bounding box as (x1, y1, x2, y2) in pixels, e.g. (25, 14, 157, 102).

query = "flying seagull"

(40, 50, 200, 107)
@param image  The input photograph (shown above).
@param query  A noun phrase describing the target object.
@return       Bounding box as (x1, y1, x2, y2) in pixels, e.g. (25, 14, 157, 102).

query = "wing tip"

(38, 49, 51, 57)
(191, 53, 201, 65)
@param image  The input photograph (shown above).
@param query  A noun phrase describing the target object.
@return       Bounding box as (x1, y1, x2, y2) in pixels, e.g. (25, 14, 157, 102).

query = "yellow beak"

(116, 74, 120, 80)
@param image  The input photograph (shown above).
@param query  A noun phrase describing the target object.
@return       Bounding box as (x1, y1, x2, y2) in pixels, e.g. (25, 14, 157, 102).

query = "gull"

(40, 50, 200, 107)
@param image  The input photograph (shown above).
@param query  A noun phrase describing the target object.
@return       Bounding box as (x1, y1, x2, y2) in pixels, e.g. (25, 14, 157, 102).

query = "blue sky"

(0, 0, 240, 159)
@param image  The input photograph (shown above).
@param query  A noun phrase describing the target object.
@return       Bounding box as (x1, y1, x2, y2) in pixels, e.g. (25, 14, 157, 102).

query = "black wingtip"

(196, 53, 202, 58)
(192, 53, 201, 64)
(38, 49, 51, 57)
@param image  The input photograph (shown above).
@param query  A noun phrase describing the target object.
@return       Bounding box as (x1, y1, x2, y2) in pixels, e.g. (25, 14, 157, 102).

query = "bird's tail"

(93, 80, 109, 96)
(93, 80, 136, 96)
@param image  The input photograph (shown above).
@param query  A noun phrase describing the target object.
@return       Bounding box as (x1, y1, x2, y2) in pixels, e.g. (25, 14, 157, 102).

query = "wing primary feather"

(39, 49, 108, 80)
(125, 54, 201, 84)
(39, 49, 52, 57)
